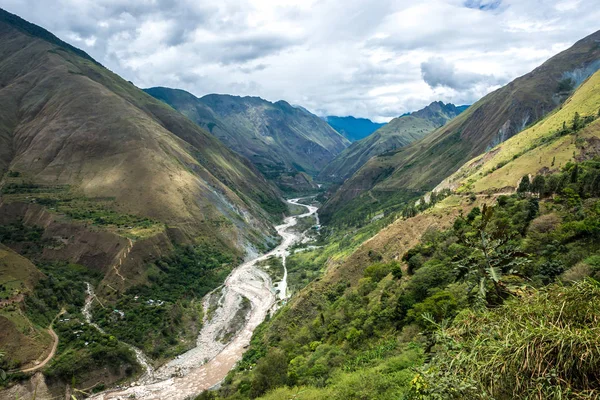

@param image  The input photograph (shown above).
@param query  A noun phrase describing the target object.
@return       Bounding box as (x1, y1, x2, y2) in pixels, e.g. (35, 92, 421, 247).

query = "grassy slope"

(441, 69, 600, 193)
(0, 245, 50, 370)
(145, 87, 350, 180)
(321, 30, 600, 223)
(319, 102, 466, 183)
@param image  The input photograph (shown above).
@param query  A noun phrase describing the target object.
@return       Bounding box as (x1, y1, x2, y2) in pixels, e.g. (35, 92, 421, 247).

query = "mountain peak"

(0, 7, 97, 64)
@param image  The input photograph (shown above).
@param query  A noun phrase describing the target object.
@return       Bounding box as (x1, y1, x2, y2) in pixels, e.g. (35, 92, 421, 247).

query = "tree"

(517, 175, 530, 193)
(531, 175, 545, 196)
(571, 164, 579, 183)
(251, 348, 288, 397)
(573, 112, 582, 131)
(455, 204, 528, 304)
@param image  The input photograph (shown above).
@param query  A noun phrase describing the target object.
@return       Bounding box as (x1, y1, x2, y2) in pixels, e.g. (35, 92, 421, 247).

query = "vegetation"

(256, 256, 285, 283)
(95, 244, 235, 359)
(19, 262, 138, 385)
(1, 183, 163, 238)
(25, 262, 102, 326)
(206, 158, 600, 400)
(413, 280, 600, 399)
(47, 315, 139, 384)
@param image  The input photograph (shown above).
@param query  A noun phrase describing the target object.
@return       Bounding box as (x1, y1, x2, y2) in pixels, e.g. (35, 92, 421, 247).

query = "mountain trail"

(112, 239, 133, 282)
(18, 308, 65, 373)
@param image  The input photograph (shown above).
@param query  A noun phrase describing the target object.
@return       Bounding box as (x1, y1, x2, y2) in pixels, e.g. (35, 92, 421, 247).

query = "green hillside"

(145, 87, 349, 191)
(319, 102, 467, 183)
(321, 30, 600, 225)
(439, 69, 600, 194)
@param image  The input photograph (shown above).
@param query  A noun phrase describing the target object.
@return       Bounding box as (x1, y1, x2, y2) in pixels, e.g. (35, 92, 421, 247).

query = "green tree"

(517, 175, 530, 193)
(455, 204, 528, 304)
(571, 164, 579, 183)
(572, 112, 582, 131)
(531, 175, 545, 196)
(250, 348, 288, 397)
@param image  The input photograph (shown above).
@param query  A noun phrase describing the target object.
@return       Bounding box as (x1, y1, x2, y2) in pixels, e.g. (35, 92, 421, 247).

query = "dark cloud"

(464, 0, 503, 11)
(421, 57, 505, 91)
(216, 35, 298, 64)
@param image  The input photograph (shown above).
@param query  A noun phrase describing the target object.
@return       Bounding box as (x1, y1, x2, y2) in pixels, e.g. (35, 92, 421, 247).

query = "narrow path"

(90, 198, 318, 400)
(19, 308, 65, 373)
(112, 239, 133, 282)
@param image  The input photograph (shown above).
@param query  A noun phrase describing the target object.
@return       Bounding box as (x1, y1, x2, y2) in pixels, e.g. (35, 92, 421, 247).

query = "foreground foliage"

(415, 280, 600, 399)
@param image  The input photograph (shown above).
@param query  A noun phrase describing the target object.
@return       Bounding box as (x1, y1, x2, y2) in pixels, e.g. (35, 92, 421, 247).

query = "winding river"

(89, 198, 318, 400)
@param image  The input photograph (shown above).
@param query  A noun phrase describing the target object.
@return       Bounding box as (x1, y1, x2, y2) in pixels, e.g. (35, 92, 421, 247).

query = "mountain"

(144, 87, 350, 191)
(319, 102, 467, 183)
(438, 68, 600, 194)
(324, 116, 385, 142)
(0, 7, 286, 385)
(320, 29, 600, 224)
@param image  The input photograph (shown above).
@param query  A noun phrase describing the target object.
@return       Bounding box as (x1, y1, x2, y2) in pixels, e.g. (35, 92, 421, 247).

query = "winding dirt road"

(89, 198, 317, 400)
(20, 309, 65, 373)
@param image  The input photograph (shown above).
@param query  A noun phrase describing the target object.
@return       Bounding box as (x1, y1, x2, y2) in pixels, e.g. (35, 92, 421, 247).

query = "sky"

(1, 0, 599, 122)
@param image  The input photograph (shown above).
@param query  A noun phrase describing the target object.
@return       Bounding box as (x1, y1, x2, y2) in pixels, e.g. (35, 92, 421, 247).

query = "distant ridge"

(319, 101, 467, 183)
(145, 87, 350, 191)
(324, 116, 386, 142)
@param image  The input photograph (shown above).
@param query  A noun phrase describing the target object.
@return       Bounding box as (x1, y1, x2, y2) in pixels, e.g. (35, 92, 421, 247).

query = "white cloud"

(1, 0, 599, 121)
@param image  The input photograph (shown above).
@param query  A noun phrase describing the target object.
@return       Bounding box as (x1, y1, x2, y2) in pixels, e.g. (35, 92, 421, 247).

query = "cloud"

(0, 0, 599, 121)
(464, 0, 503, 11)
(421, 57, 505, 91)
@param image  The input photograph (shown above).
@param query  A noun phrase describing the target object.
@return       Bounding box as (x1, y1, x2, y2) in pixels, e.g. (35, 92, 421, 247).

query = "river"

(89, 198, 318, 400)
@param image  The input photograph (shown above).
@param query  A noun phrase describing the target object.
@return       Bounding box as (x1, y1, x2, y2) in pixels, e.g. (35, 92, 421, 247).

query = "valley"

(1, 4, 600, 400)
(89, 199, 318, 400)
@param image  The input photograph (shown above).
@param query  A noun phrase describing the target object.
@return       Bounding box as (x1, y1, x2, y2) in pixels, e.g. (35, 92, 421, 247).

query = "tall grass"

(425, 280, 600, 399)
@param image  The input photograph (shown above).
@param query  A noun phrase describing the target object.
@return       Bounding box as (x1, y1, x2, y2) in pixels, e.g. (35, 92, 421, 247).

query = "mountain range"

(319, 102, 468, 183)
(144, 87, 349, 191)
(3, 5, 600, 400)
(323, 116, 385, 142)
(320, 30, 600, 224)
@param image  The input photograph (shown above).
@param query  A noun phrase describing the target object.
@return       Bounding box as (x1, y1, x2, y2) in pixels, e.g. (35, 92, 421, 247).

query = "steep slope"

(319, 102, 467, 182)
(0, 8, 285, 253)
(321, 29, 600, 223)
(0, 244, 50, 370)
(144, 87, 349, 190)
(438, 68, 600, 194)
(324, 116, 385, 142)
